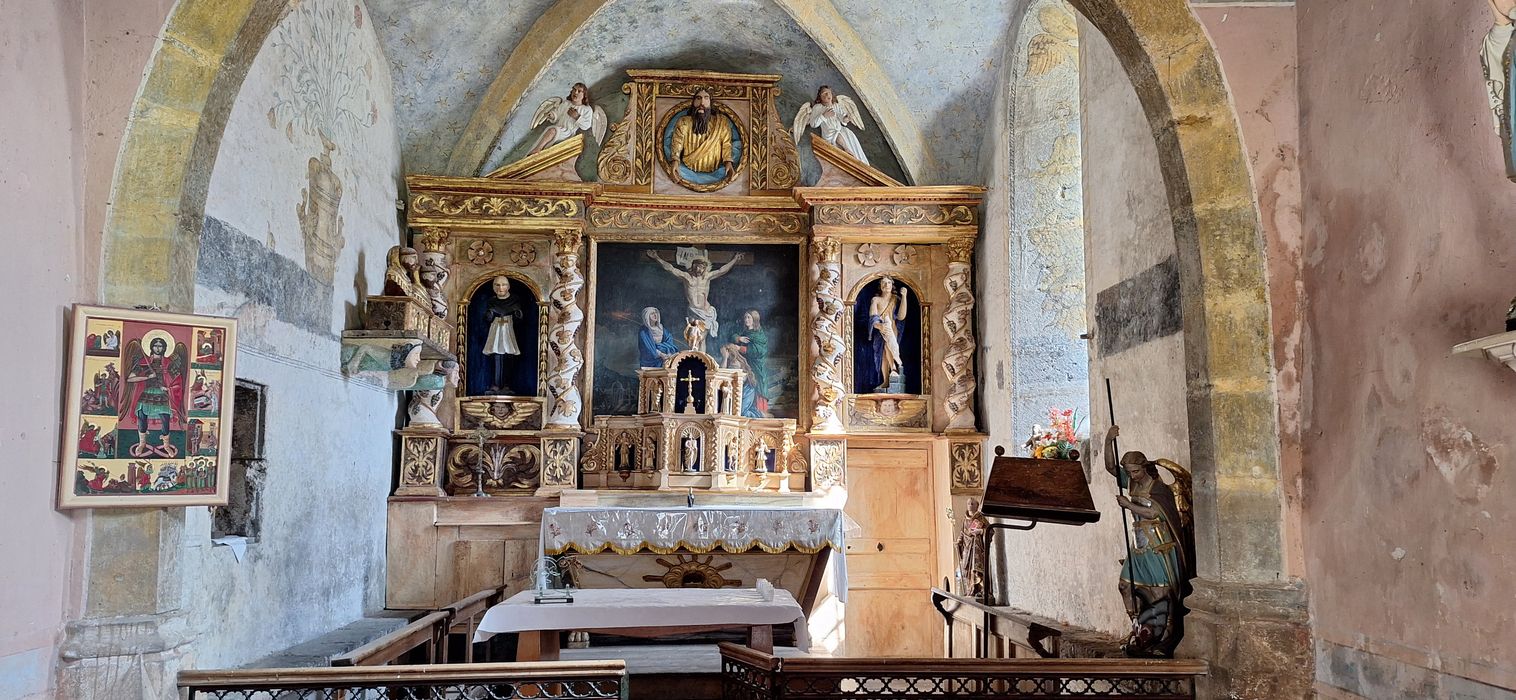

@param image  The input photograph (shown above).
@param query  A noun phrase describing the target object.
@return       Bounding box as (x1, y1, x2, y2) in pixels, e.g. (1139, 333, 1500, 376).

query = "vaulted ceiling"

(366, 0, 1021, 185)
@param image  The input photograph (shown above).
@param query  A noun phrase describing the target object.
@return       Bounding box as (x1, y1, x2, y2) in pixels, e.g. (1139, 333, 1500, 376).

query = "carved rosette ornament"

(810, 237, 847, 432)
(467, 240, 495, 265)
(509, 242, 538, 266)
(942, 236, 978, 431)
(546, 229, 586, 428)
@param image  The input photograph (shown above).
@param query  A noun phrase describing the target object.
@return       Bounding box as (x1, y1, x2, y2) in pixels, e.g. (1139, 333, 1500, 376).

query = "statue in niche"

(481, 276, 524, 392)
(720, 309, 772, 418)
(646, 248, 745, 342)
(418, 251, 450, 319)
(682, 434, 700, 472)
(670, 88, 735, 175)
(466, 276, 538, 396)
(407, 360, 460, 428)
(753, 440, 771, 473)
(857, 277, 910, 394)
(638, 307, 681, 368)
(791, 85, 869, 164)
(1102, 425, 1195, 658)
(528, 82, 608, 153)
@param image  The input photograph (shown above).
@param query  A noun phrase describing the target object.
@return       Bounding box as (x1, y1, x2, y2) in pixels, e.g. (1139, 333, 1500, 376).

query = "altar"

(359, 68, 987, 657)
(539, 505, 848, 610)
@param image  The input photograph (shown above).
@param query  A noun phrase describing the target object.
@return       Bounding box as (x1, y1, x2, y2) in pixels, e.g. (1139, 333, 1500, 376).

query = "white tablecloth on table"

(473, 587, 811, 650)
(539, 506, 850, 601)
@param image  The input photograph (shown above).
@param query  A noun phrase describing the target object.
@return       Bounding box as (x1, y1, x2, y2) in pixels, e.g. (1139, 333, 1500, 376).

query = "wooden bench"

(718, 643, 1207, 699)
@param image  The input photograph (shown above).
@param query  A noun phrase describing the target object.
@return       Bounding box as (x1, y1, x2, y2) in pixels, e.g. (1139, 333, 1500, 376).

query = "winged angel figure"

(528, 82, 608, 154)
(791, 85, 869, 165)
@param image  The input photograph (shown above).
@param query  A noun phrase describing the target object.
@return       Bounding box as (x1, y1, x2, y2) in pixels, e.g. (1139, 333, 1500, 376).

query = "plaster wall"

(185, 0, 403, 667)
(1298, 2, 1516, 695)
(0, 1, 87, 696)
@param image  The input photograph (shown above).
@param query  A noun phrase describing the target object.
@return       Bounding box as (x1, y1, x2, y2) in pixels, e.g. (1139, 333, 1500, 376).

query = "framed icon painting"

(59, 305, 237, 508)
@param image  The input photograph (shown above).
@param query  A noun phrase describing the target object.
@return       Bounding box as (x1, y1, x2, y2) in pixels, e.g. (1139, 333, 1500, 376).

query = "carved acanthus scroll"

(546, 229, 586, 427)
(942, 236, 978, 431)
(811, 238, 846, 432)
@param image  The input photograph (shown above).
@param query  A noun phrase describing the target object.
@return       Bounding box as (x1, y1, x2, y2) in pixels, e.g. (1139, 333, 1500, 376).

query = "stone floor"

(244, 615, 411, 668)
(561, 645, 829, 700)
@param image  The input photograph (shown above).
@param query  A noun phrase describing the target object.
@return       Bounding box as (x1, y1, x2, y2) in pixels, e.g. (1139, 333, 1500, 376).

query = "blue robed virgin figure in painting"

(853, 277, 921, 394)
(638, 306, 681, 368)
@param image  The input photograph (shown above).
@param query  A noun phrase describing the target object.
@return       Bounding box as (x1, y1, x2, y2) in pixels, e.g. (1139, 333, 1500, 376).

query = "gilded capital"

(417, 227, 451, 254)
(946, 236, 975, 264)
(811, 236, 842, 264)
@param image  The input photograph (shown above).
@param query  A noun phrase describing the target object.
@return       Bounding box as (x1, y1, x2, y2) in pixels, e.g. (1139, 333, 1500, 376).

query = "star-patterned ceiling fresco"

(367, 0, 1020, 184)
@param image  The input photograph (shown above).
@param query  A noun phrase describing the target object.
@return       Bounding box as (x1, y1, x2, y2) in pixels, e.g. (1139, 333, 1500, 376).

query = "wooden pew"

(329, 611, 449, 667)
(442, 586, 505, 663)
(717, 643, 1207, 699)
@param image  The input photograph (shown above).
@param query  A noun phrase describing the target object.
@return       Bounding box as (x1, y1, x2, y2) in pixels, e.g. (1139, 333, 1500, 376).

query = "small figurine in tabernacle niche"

(1102, 425, 1195, 658)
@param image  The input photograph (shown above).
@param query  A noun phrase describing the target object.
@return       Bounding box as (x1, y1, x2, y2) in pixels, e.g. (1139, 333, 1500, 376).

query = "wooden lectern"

(978, 446, 1100, 607)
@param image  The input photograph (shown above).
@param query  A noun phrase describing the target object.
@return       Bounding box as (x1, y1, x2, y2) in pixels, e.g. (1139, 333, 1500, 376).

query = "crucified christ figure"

(645, 250, 746, 342)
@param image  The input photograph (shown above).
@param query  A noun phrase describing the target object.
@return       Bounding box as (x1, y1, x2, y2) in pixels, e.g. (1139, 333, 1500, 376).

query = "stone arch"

(1063, 0, 1303, 693)
(99, 0, 291, 311)
(447, 0, 933, 183)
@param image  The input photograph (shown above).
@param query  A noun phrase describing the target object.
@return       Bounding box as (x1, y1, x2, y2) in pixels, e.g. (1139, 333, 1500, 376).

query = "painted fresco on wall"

(463, 275, 540, 396)
(852, 276, 922, 394)
(591, 243, 799, 418)
(60, 306, 237, 508)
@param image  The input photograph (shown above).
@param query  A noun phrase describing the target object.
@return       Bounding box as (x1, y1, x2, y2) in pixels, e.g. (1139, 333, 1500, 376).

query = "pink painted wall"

(0, 1, 87, 697)
(1298, 1, 1516, 693)
(1192, 4, 1306, 580)
(0, 1, 176, 696)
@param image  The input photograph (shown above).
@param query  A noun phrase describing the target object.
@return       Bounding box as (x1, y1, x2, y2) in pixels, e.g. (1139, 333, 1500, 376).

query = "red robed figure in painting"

(118, 334, 187, 432)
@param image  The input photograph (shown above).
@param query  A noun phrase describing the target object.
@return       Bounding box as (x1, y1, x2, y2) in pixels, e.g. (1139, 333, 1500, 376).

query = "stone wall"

(0, 2, 88, 697)
(186, 0, 402, 667)
(1298, 2, 1516, 695)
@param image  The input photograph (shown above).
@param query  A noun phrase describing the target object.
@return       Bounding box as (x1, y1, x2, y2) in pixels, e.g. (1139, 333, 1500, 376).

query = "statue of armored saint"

(1103, 425, 1195, 658)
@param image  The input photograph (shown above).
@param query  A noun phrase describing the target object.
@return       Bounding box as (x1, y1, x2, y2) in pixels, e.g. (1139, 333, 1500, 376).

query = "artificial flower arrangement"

(1024, 407, 1085, 460)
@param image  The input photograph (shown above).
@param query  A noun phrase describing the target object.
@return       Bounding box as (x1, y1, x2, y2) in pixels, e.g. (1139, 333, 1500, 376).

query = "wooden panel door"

(842, 443, 942, 656)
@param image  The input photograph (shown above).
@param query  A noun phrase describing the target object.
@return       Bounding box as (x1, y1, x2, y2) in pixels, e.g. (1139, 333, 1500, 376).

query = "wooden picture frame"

(59, 305, 238, 509)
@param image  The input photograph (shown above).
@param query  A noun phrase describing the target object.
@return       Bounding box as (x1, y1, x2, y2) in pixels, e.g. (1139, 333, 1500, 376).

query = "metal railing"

(718, 643, 1205, 700)
(180, 660, 627, 699)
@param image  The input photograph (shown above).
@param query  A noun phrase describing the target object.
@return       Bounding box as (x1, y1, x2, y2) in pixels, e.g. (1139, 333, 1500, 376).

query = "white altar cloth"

(539, 506, 849, 600)
(473, 587, 811, 650)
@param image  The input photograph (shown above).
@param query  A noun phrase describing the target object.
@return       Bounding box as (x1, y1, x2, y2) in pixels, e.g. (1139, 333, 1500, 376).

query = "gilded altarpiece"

(364, 71, 987, 654)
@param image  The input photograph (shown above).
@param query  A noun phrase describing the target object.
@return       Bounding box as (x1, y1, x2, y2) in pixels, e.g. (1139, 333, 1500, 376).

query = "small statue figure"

(382, 245, 429, 308)
(682, 435, 700, 472)
(406, 360, 460, 428)
(1102, 425, 1195, 658)
(1483, 0, 1516, 136)
(480, 276, 526, 394)
(528, 82, 608, 153)
(955, 498, 989, 599)
(1506, 295, 1516, 332)
(752, 440, 770, 472)
(792, 85, 870, 164)
(683, 317, 709, 355)
(418, 251, 450, 320)
(861, 277, 909, 393)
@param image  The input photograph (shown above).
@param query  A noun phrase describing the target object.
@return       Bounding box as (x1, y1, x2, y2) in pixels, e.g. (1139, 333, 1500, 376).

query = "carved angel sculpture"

(792, 85, 868, 165)
(528, 82, 608, 154)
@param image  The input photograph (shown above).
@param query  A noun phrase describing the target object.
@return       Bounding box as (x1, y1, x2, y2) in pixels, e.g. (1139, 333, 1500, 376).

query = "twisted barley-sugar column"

(546, 229, 585, 428)
(942, 236, 978, 432)
(810, 237, 846, 433)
